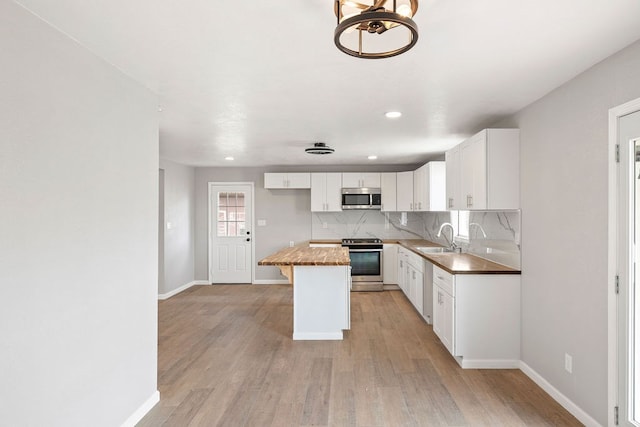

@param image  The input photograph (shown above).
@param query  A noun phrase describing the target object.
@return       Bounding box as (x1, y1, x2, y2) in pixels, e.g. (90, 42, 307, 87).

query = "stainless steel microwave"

(341, 188, 381, 210)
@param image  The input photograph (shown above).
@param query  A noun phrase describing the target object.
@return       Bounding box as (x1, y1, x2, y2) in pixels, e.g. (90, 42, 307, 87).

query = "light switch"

(166, 222, 172, 230)
(257, 219, 267, 226)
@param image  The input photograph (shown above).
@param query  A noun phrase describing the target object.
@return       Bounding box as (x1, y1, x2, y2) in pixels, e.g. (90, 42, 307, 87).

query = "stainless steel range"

(341, 238, 383, 292)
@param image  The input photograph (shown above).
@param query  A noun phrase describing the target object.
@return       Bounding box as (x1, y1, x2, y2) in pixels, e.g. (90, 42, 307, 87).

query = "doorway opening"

(610, 100, 640, 427)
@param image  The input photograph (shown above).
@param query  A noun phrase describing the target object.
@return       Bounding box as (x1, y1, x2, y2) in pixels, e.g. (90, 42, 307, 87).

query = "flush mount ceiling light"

(334, 0, 419, 59)
(385, 111, 402, 118)
(305, 142, 335, 155)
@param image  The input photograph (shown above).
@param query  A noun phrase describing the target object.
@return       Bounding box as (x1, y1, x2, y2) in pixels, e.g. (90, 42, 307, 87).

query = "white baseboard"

(121, 390, 159, 427)
(519, 361, 600, 427)
(293, 331, 343, 340)
(253, 279, 290, 285)
(383, 284, 400, 290)
(458, 358, 520, 369)
(158, 280, 210, 300)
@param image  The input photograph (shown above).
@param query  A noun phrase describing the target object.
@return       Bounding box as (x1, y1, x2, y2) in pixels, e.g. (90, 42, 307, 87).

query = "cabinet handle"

(467, 195, 473, 208)
(410, 202, 413, 211)
(418, 202, 422, 210)
(448, 198, 453, 208)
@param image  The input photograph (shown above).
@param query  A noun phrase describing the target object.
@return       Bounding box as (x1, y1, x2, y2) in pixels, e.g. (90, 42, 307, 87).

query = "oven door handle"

(347, 248, 383, 252)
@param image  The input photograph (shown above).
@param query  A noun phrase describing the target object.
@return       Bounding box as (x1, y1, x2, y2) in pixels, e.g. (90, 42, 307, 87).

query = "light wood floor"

(138, 285, 581, 426)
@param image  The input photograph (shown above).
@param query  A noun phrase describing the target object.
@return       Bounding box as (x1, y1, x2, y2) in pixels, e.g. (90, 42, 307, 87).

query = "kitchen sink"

(415, 246, 454, 254)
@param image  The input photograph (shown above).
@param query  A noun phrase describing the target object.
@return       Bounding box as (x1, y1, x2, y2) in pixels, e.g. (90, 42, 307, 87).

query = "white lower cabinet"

(433, 268, 455, 355)
(397, 248, 408, 294)
(397, 248, 431, 323)
(432, 265, 521, 368)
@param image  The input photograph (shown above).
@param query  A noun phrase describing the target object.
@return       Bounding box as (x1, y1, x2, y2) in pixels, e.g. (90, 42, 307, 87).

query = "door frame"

(208, 181, 255, 284)
(608, 97, 640, 424)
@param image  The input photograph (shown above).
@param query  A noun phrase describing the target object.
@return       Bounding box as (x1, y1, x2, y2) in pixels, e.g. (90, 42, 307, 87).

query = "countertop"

(307, 239, 521, 275)
(258, 246, 350, 266)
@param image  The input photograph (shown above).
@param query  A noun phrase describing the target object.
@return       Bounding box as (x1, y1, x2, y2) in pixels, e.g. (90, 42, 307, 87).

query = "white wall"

(160, 159, 195, 294)
(0, 3, 159, 426)
(194, 165, 419, 282)
(195, 167, 313, 282)
(495, 39, 640, 425)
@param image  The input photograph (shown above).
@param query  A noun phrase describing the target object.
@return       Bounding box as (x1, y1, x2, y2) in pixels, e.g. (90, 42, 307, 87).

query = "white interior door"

(209, 183, 253, 284)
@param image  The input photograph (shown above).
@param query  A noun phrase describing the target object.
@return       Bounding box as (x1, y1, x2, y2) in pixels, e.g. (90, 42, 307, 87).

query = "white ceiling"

(14, 0, 640, 167)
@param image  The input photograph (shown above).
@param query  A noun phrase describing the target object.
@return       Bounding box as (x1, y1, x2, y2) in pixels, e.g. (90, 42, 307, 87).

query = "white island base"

(292, 265, 351, 340)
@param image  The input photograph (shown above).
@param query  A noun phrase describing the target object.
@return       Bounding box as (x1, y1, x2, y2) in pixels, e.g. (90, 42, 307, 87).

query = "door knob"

(246, 231, 250, 235)
(246, 238, 251, 242)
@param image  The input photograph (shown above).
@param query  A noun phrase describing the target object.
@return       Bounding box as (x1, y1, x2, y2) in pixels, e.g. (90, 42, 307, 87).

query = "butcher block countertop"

(304, 239, 521, 275)
(396, 239, 521, 275)
(258, 245, 350, 266)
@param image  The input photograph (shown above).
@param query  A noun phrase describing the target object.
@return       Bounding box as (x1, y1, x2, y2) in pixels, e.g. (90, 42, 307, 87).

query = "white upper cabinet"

(446, 129, 520, 210)
(445, 147, 462, 210)
(380, 172, 397, 212)
(264, 173, 311, 189)
(311, 173, 342, 212)
(396, 171, 414, 212)
(342, 172, 381, 188)
(413, 161, 446, 211)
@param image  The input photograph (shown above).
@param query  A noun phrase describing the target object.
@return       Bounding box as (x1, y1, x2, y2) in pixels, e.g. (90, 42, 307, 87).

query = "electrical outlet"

(565, 353, 573, 373)
(289, 241, 294, 247)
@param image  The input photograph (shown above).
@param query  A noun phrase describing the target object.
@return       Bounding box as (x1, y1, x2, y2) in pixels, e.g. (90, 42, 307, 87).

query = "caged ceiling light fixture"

(334, 0, 419, 59)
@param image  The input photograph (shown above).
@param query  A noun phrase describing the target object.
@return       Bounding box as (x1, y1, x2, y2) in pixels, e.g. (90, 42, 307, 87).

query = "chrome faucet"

(436, 222, 458, 252)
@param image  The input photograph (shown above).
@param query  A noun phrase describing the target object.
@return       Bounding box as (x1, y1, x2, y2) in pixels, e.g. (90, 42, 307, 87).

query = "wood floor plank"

(137, 285, 582, 427)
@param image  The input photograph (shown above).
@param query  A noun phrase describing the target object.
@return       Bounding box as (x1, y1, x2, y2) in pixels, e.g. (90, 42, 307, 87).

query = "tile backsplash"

(311, 209, 521, 269)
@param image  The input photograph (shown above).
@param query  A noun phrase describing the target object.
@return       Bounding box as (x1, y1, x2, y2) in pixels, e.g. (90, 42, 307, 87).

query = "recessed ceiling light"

(385, 111, 402, 119)
(368, 155, 378, 160)
(225, 156, 234, 161)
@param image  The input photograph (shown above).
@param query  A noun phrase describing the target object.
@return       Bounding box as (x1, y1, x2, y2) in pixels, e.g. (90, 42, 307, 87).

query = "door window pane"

(217, 192, 246, 237)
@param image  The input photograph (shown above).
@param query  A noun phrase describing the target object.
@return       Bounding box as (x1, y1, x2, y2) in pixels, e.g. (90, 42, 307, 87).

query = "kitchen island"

(258, 245, 351, 340)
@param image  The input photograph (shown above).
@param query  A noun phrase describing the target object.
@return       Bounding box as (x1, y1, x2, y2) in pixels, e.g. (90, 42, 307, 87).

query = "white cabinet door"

(264, 173, 311, 189)
(413, 162, 446, 211)
(413, 165, 426, 211)
(311, 173, 342, 212)
(264, 173, 287, 189)
(433, 284, 455, 355)
(325, 173, 342, 211)
(441, 288, 455, 355)
(380, 173, 397, 212)
(287, 173, 311, 189)
(310, 173, 325, 212)
(445, 147, 462, 210)
(341, 173, 361, 188)
(361, 172, 381, 188)
(414, 269, 424, 314)
(433, 285, 444, 339)
(397, 249, 407, 293)
(426, 162, 446, 211)
(461, 132, 487, 210)
(450, 128, 520, 210)
(396, 171, 414, 212)
(342, 172, 381, 188)
(383, 244, 398, 284)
